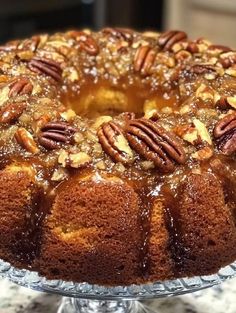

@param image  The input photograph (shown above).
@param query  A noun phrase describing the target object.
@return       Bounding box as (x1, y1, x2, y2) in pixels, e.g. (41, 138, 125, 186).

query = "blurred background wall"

(0, 0, 235, 46)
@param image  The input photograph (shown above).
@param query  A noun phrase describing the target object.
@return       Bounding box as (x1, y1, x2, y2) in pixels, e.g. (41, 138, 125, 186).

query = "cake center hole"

(64, 82, 177, 119)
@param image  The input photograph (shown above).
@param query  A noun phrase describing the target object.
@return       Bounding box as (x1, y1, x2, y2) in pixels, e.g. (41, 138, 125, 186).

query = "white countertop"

(0, 277, 236, 313)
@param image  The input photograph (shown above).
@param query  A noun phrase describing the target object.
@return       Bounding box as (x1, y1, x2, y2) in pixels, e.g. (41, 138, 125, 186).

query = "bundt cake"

(0, 28, 235, 286)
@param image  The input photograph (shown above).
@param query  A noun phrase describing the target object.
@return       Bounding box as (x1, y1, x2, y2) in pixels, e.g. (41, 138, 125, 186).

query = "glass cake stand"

(0, 259, 236, 313)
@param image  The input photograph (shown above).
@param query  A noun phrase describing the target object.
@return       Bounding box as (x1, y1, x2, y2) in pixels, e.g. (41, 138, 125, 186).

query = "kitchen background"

(0, 0, 235, 46)
(0, 0, 236, 312)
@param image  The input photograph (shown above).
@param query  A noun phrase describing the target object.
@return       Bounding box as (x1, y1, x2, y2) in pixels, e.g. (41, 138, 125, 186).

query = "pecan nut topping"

(125, 118, 186, 172)
(214, 112, 236, 155)
(119, 112, 136, 121)
(97, 121, 134, 164)
(15, 128, 39, 154)
(71, 31, 99, 55)
(186, 41, 199, 53)
(215, 96, 236, 110)
(208, 44, 231, 53)
(191, 64, 217, 75)
(219, 52, 236, 68)
(18, 35, 40, 52)
(8, 78, 33, 97)
(158, 30, 187, 51)
(0, 40, 20, 52)
(28, 57, 62, 82)
(38, 122, 77, 150)
(134, 45, 156, 76)
(102, 27, 133, 42)
(0, 102, 27, 123)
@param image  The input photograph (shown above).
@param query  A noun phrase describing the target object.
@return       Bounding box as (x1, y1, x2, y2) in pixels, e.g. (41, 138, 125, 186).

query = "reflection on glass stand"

(0, 259, 235, 313)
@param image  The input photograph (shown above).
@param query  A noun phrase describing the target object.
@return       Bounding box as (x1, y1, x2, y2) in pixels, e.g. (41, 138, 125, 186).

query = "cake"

(0, 28, 235, 286)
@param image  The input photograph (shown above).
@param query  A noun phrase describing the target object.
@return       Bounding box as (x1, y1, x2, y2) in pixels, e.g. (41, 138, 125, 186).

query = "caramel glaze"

(12, 188, 45, 265)
(210, 157, 236, 224)
(128, 179, 156, 278)
(162, 185, 184, 275)
(0, 26, 234, 284)
(61, 78, 179, 118)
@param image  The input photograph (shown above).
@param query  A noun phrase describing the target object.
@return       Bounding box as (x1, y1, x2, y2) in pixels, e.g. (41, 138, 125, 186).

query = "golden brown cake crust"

(37, 176, 142, 285)
(170, 172, 236, 276)
(0, 28, 235, 285)
(0, 165, 39, 267)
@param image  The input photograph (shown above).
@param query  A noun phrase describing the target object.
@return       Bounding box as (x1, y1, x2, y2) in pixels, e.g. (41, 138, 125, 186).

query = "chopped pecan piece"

(0, 40, 20, 52)
(158, 30, 187, 51)
(15, 128, 39, 154)
(18, 35, 40, 52)
(97, 121, 133, 164)
(8, 78, 33, 97)
(28, 57, 62, 82)
(134, 45, 156, 76)
(102, 27, 133, 42)
(216, 96, 236, 110)
(71, 31, 99, 55)
(0, 102, 27, 123)
(186, 41, 199, 53)
(219, 52, 236, 68)
(119, 112, 136, 121)
(38, 122, 77, 150)
(125, 118, 186, 172)
(214, 113, 236, 155)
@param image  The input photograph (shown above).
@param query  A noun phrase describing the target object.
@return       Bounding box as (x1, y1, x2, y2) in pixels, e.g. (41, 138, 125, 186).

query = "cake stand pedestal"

(0, 259, 236, 313)
(58, 298, 143, 313)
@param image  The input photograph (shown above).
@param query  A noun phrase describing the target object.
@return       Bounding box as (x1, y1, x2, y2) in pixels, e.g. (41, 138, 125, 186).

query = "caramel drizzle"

(136, 184, 154, 277)
(163, 186, 187, 275)
(12, 188, 45, 264)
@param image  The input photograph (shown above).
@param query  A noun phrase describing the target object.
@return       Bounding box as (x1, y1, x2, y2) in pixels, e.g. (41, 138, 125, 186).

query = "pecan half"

(208, 44, 231, 53)
(125, 118, 186, 172)
(15, 128, 39, 154)
(158, 30, 187, 51)
(102, 27, 133, 42)
(191, 64, 217, 75)
(0, 102, 27, 123)
(28, 57, 62, 82)
(18, 35, 40, 52)
(134, 45, 156, 76)
(97, 121, 134, 164)
(71, 31, 99, 55)
(8, 78, 33, 97)
(219, 52, 236, 68)
(214, 113, 236, 155)
(38, 122, 77, 150)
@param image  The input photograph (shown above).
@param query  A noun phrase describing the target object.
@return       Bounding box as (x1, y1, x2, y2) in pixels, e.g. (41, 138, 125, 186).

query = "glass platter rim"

(1, 259, 236, 300)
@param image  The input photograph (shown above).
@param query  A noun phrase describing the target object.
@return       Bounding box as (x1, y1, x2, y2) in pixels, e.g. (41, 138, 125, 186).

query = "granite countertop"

(0, 277, 236, 313)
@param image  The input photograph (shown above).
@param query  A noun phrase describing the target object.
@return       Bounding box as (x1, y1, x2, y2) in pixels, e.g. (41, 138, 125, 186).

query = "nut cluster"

(70, 31, 99, 55)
